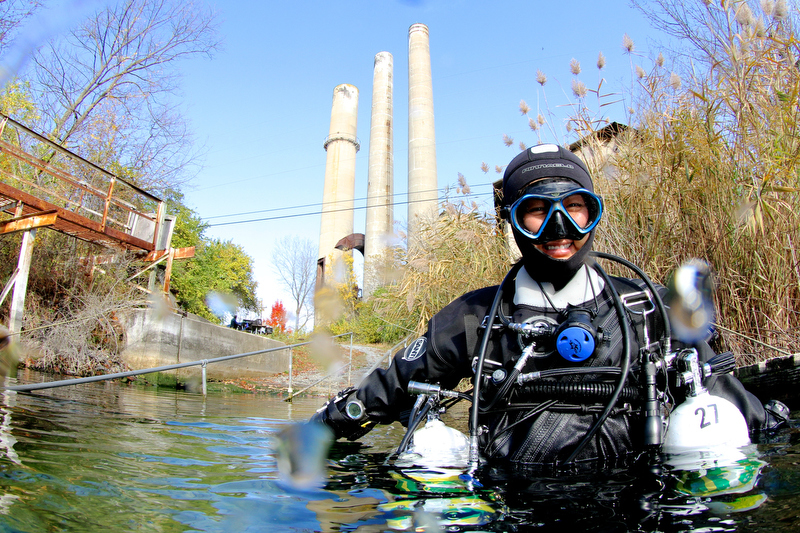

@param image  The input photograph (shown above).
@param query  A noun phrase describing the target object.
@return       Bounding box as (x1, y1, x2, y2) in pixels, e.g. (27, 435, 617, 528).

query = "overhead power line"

(204, 181, 498, 221)
(206, 187, 496, 228)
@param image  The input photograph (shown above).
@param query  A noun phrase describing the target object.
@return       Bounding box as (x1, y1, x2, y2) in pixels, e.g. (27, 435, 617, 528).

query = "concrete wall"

(121, 309, 290, 380)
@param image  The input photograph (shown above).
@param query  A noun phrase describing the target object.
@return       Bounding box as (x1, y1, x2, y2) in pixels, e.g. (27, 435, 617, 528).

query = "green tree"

(0, 79, 37, 122)
(165, 189, 208, 249)
(0, 80, 39, 190)
(169, 238, 257, 322)
(165, 193, 257, 322)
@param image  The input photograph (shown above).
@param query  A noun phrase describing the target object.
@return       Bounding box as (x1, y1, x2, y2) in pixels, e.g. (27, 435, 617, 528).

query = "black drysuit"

(315, 271, 769, 466)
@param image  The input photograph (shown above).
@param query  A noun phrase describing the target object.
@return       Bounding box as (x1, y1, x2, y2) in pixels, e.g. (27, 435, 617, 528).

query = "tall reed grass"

(366, 0, 800, 363)
(594, 0, 800, 363)
(369, 199, 511, 337)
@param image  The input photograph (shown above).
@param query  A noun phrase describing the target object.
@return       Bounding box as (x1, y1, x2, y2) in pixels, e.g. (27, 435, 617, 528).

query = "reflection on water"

(0, 370, 797, 532)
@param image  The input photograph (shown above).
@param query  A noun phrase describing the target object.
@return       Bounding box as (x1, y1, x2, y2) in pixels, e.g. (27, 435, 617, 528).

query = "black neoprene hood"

(501, 144, 598, 290)
(502, 144, 594, 205)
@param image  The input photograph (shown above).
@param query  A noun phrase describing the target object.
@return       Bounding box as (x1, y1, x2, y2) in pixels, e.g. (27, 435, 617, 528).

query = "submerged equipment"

(394, 381, 471, 469)
(662, 349, 750, 454)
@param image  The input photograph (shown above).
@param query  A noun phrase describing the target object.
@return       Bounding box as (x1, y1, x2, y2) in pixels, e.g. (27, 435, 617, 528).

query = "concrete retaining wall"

(121, 309, 289, 380)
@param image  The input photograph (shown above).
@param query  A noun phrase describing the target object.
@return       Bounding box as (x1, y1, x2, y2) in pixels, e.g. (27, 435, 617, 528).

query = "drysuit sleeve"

(309, 289, 490, 441)
(309, 333, 470, 440)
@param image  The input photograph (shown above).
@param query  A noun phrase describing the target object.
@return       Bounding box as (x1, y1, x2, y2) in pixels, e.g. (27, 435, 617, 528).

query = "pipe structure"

(318, 83, 360, 286)
(407, 23, 437, 248)
(363, 52, 394, 298)
(6, 343, 308, 393)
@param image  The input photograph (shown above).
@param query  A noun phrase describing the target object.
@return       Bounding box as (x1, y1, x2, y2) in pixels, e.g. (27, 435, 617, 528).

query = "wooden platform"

(0, 182, 154, 252)
(0, 113, 165, 253)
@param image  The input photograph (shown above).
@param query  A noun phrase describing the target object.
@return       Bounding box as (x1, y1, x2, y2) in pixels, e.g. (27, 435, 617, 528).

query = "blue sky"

(176, 0, 667, 321)
(10, 0, 667, 323)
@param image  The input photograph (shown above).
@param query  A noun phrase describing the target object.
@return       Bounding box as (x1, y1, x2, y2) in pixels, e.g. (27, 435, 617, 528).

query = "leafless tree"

(0, 0, 43, 87)
(0, 0, 41, 55)
(27, 0, 220, 192)
(271, 236, 316, 333)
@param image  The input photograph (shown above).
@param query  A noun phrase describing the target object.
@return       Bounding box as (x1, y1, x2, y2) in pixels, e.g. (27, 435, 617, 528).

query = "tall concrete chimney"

(407, 23, 437, 246)
(363, 51, 394, 298)
(318, 83, 359, 283)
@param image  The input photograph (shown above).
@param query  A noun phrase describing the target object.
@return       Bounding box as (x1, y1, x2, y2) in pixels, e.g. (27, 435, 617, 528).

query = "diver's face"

(521, 193, 590, 260)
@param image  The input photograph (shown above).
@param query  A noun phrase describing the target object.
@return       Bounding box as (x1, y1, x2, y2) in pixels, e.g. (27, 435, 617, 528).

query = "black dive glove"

(309, 387, 376, 441)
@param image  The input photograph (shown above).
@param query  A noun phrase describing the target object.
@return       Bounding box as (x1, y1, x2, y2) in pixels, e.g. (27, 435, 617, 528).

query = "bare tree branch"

(27, 0, 220, 192)
(271, 236, 317, 332)
(0, 0, 42, 55)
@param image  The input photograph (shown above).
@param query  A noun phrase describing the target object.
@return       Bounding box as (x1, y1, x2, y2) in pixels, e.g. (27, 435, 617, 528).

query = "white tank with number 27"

(663, 390, 750, 454)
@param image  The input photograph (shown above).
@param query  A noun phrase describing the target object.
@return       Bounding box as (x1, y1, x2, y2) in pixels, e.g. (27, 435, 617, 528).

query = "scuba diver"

(311, 143, 788, 468)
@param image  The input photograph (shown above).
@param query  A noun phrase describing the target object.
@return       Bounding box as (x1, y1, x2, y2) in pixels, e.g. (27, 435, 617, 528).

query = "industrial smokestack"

(318, 83, 359, 284)
(363, 51, 394, 298)
(407, 23, 437, 247)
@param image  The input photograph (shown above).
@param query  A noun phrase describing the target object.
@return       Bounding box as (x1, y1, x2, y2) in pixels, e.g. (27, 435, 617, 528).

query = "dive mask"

(509, 180, 603, 244)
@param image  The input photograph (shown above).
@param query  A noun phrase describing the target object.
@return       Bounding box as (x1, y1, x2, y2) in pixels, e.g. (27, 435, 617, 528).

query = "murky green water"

(0, 370, 798, 532)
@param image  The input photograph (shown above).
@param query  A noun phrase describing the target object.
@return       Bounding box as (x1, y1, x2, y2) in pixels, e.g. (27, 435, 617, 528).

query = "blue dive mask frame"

(509, 187, 603, 244)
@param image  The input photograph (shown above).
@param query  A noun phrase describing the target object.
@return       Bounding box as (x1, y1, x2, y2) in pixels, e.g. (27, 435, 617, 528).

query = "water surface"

(0, 370, 797, 532)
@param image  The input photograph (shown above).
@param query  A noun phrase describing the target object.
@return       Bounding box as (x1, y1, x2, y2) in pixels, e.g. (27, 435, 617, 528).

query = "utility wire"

(205, 181, 496, 220)
(204, 180, 501, 226)
(207, 189, 496, 227)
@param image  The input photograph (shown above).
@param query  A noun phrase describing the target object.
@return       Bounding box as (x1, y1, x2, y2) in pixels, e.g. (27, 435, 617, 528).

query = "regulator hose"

(481, 365, 522, 412)
(520, 366, 622, 380)
(561, 260, 632, 465)
(469, 262, 523, 469)
(483, 366, 623, 412)
(519, 380, 640, 402)
(590, 251, 672, 354)
(396, 397, 433, 455)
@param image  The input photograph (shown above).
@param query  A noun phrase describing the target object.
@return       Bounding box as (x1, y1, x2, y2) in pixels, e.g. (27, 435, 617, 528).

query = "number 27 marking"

(695, 404, 719, 428)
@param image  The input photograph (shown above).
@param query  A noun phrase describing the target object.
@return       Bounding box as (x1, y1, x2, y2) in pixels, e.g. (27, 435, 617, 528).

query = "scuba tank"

(662, 261, 750, 457)
(662, 349, 750, 455)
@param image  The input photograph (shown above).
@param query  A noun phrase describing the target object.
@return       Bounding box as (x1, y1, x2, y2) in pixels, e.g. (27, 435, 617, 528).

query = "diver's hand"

(310, 387, 376, 441)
